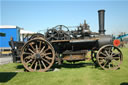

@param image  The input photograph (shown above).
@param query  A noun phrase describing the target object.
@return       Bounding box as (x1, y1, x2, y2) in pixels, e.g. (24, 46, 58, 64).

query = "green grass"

(0, 48, 128, 85)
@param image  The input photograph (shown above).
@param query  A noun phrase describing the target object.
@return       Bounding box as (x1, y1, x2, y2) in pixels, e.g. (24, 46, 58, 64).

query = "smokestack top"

(98, 10, 105, 13)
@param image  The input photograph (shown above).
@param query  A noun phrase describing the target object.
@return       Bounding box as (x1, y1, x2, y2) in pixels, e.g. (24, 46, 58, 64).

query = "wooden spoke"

(34, 62, 38, 70)
(24, 56, 31, 60)
(112, 53, 120, 57)
(28, 49, 35, 54)
(45, 52, 52, 56)
(98, 57, 106, 59)
(26, 59, 33, 64)
(112, 59, 119, 64)
(36, 44, 39, 53)
(39, 41, 42, 51)
(103, 61, 108, 67)
(111, 60, 117, 67)
(113, 57, 120, 59)
(41, 60, 46, 69)
(40, 46, 45, 53)
(99, 52, 106, 57)
(44, 47, 50, 52)
(45, 56, 52, 60)
(30, 60, 36, 68)
(42, 58, 50, 64)
(105, 50, 110, 57)
(29, 44, 35, 52)
(108, 47, 112, 54)
(99, 59, 105, 64)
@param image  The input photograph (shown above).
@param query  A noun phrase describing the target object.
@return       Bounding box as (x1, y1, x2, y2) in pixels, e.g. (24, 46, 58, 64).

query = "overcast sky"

(1, 0, 128, 35)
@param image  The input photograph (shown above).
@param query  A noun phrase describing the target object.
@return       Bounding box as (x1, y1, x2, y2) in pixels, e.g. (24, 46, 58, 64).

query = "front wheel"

(96, 45, 123, 70)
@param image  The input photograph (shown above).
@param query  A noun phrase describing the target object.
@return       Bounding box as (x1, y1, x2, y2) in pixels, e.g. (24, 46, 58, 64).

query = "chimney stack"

(98, 10, 106, 35)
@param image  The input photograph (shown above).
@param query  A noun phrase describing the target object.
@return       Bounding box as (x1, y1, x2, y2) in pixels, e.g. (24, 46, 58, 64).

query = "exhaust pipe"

(98, 10, 106, 35)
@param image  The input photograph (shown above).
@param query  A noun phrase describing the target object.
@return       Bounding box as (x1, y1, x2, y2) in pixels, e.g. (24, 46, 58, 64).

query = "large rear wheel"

(20, 38, 55, 72)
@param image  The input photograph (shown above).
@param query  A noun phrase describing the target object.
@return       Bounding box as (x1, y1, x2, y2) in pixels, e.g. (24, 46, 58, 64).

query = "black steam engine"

(9, 10, 123, 72)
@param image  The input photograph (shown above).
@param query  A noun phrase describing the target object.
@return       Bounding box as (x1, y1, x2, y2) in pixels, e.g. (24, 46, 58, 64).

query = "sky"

(0, 0, 128, 35)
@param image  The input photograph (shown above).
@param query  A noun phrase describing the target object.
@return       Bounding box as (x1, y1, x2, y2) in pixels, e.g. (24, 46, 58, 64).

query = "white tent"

(20, 29, 35, 41)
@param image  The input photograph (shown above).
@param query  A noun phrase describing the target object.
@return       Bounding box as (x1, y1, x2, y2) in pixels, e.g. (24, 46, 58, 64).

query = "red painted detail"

(113, 39, 120, 47)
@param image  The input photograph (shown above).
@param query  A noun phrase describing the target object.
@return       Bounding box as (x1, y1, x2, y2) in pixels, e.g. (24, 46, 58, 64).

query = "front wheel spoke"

(105, 50, 110, 57)
(103, 61, 108, 67)
(111, 60, 116, 67)
(99, 59, 105, 64)
(113, 57, 120, 60)
(42, 58, 50, 64)
(112, 60, 119, 66)
(108, 47, 112, 54)
(112, 53, 120, 57)
(99, 52, 106, 57)
(98, 57, 106, 59)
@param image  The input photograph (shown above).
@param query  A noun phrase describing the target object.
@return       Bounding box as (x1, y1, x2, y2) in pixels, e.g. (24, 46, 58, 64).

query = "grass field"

(0, 48, 128, 85)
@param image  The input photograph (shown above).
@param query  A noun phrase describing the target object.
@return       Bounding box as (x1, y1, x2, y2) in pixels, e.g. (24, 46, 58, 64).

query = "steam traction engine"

(10, 10, 123, 72)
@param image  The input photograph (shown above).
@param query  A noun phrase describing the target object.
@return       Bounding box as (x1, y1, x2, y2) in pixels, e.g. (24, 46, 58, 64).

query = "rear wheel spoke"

(26, 59, 33, 64)
(39, 41, 42, 51)
(24, 56, 31, 60)
(45, 56, 52, 60)
(23, 52, 32, 55)
(28, 49, 35, 54)
(45, 52, 52, 56)
(29, 44, 35, 52)
(41, 60, 46, 69)
(40, 46, 45, 53)
(30, 60, 36, 68)
(42, 58, 50, 64)
(34, 62, 38, 70)
(44, 47, 50, 53)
